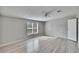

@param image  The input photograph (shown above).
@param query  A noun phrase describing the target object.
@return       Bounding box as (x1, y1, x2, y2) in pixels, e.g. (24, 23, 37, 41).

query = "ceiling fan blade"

(44, 9, 57, 17)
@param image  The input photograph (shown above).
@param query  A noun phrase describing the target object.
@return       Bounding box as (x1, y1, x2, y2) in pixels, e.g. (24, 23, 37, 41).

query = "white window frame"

(27, 22, 39, 35)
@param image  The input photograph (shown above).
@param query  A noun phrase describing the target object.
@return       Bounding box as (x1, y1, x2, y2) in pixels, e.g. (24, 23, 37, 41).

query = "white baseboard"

(0, 38, 26, 48)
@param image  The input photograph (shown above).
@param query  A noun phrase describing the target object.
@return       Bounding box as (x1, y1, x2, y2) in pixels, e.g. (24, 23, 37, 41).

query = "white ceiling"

(0, 6, 78, 21)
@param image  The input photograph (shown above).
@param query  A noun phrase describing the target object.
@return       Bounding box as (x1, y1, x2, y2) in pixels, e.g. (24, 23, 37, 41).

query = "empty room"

(0, 6, 79, 53)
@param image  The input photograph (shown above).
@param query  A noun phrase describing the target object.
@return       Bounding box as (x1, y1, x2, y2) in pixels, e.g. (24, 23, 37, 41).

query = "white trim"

(37, 23, 39, 33)
(32, 23, 34, 34)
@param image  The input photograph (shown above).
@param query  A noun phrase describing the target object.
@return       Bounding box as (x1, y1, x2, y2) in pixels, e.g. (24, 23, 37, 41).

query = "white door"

(68, 19, 77, 41)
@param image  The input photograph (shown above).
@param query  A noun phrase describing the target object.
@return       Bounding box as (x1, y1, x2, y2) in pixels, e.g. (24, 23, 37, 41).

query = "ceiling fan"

(44, 9, 62, 17)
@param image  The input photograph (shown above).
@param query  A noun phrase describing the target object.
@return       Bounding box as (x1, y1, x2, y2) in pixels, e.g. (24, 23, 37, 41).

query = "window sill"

(27, 33, 38, 36)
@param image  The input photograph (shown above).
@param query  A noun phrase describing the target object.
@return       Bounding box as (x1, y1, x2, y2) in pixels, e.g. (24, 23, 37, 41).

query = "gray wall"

(45, 15, 77, 38)
(0, 16, 1, 44)
(0, 16, 45, 44)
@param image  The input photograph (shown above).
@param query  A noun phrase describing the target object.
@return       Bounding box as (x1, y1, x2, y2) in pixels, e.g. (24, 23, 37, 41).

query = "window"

(27, 22, 39, 35)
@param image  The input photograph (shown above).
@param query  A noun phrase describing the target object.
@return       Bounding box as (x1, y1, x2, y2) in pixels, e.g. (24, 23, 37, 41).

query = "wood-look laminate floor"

(26, 36, 79, 53)
(0, 36, 79, 53)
